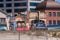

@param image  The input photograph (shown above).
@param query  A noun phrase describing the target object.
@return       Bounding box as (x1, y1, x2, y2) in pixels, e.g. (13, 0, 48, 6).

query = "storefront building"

(0, 9, 10, 30)
(36, 0, 60, 26)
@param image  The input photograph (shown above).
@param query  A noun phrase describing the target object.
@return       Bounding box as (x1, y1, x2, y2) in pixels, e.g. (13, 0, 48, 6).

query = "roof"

(36, 0, 60, 10)
(0, 9, 10, 17)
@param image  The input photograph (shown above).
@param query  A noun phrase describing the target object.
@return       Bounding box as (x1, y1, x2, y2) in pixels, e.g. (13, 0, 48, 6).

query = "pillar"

(6, 17, 10, 30)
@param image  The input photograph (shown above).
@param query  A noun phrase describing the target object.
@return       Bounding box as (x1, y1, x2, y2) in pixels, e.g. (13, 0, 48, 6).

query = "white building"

(0, 9, 10, 30)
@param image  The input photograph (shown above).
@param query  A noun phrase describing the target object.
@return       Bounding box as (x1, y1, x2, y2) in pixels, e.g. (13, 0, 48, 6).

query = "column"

(6, 17, 10, 30)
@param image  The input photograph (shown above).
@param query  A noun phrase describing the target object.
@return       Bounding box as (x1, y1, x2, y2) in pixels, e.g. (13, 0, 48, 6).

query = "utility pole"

(18, 31, 20, 40)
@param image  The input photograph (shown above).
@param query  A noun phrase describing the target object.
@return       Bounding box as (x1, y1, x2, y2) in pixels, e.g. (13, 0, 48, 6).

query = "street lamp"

(17, 21, 25, 40)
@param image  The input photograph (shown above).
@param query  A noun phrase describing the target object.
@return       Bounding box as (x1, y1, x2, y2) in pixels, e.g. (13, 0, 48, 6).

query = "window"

(14, 2, 27, 7)
(57, 12, 60, 16)
(53, 20, 56, 25)
(2, 9, 4, 11)
(30, 8, 35, 11)
(14, 9, 20, 12)
(48, 12, 52, 17)
(0, 4, 4, 7)
(32, 0, 41, 1)
(6, 0, 12, 1)
(53, 12, 56, 16)
(30, 2, 39, 6)
(14, 8, 26, 12)
(6, 3, 12, 7)
(6, 9, 12, 13)
(0, 18, 6, 24)
(1, 18, 6, 24)
(57, 20, 60, 24)
(53, 0, 55, 1)
(49, 20, 52, 25)
(35, 0, 41, 1)
(14, 0, 24, 1)
(0, 0, 3, 2)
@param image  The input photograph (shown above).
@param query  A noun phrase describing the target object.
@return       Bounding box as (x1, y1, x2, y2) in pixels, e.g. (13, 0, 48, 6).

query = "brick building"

(36, 0, 60, 26)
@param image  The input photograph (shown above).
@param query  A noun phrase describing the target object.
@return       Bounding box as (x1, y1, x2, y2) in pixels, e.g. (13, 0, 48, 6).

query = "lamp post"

(19, 30, 20, 40)
(17, 21, 25, 40)
(17, 22, 21, 40)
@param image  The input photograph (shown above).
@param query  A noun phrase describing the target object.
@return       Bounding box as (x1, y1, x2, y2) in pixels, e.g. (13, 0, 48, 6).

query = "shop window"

(53, 12, 56, 17)
(49, 20, 52, 25)
(48, 12, 52, 17)
(57, 20, 60, 24)
(0, 18, 6, 24)
(53, 20, 56, 25)
(57, 12, 60, 16)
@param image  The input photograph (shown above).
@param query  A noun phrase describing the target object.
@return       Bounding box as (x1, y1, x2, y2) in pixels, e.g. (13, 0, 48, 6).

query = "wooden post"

(18, 31, 20, 40)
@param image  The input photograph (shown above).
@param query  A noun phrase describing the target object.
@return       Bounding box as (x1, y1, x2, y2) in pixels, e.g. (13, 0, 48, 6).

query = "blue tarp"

(34, 22, 46, 28)
(0, 26, 7, 30)
(11, 22, 17, 30)
(47, 24, 60, 30)
(35, 23, 60, 29)
(47, 24, 60, 28)
(47, 24, 60, 27)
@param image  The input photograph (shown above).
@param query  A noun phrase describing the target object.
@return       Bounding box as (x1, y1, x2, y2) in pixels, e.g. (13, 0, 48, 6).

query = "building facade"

(36, 0, 60, 26)
(0, 9, 10, 30)
(27, 0, 44, 12)
(0, 0, 43, 14)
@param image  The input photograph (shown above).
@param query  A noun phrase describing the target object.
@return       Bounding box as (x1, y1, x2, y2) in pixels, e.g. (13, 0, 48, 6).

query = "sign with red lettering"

(16, 28, 30, 31)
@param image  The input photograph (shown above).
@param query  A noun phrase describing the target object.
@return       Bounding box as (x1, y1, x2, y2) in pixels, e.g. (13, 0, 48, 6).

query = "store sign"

(35, 22, 46, 28)
(16, 28, 30, 31)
